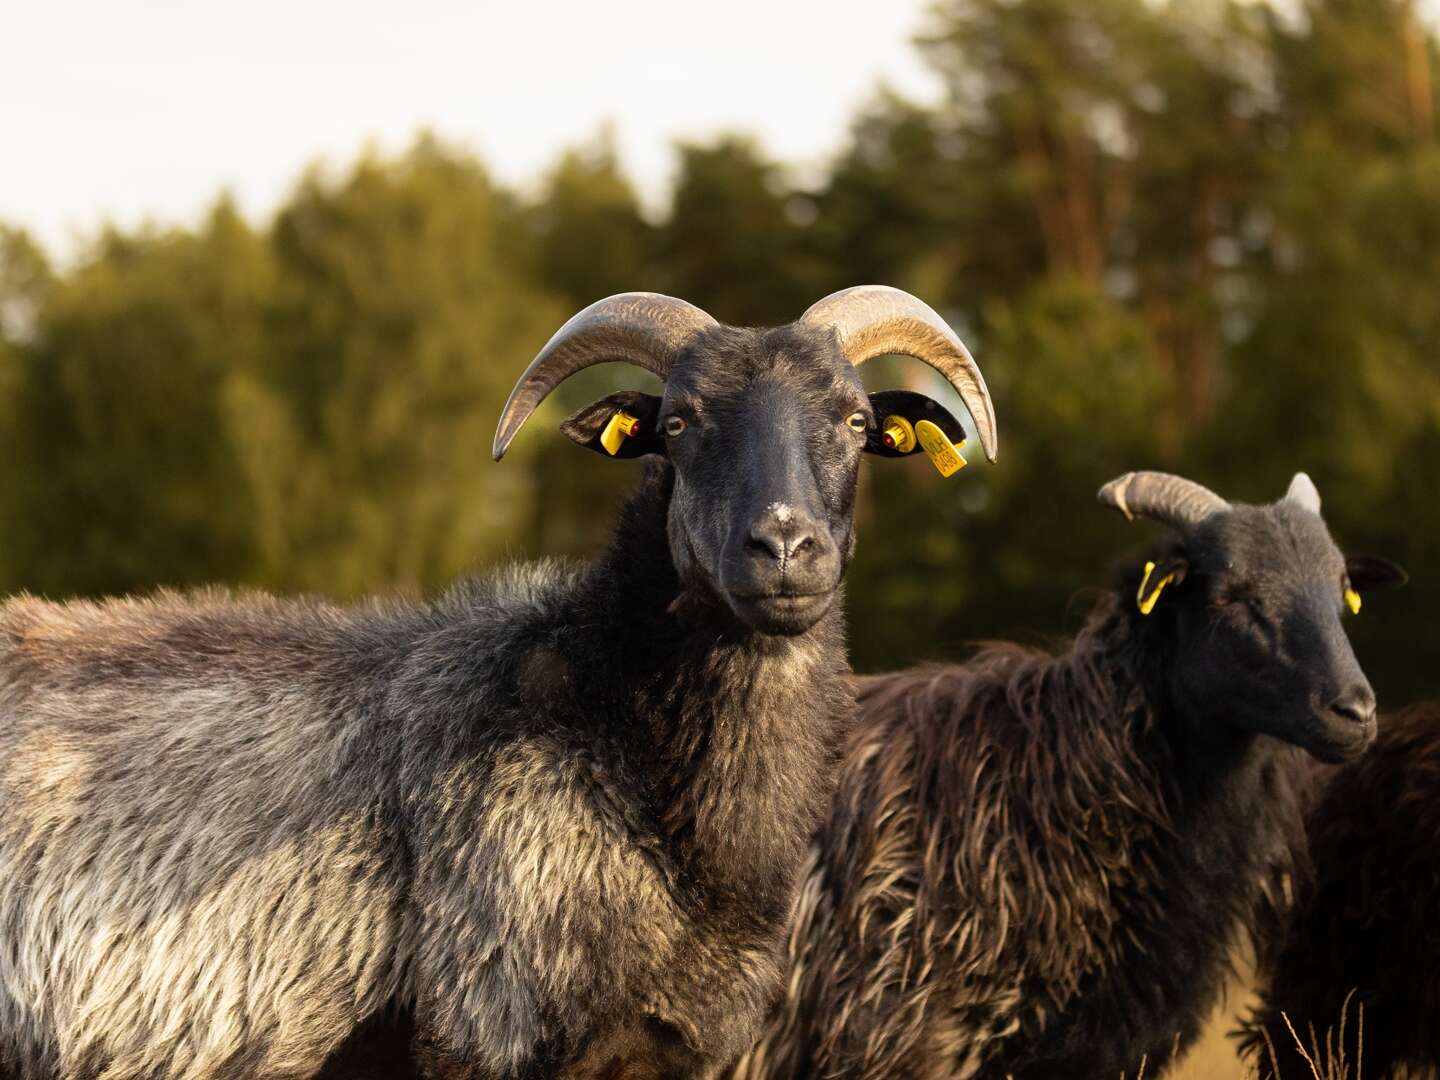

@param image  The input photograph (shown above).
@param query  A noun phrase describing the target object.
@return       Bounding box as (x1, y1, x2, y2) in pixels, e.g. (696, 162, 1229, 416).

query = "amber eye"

(846, 412, 869, 433)
(663, 416, 687, 438)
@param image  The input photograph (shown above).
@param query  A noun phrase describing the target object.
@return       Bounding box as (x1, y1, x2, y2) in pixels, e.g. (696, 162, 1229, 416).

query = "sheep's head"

(494, 287, 998, 636)
(1100, 471, 1406, 763)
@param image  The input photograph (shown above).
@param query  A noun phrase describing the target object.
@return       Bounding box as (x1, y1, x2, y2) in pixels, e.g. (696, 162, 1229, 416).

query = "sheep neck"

(578, 462, 852, 924)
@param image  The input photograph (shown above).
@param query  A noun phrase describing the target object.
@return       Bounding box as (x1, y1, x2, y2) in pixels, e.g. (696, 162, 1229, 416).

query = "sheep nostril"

(1330, 690, 1377, 728)
(746, 522, 820, 563)
(746, 532, 784, 561)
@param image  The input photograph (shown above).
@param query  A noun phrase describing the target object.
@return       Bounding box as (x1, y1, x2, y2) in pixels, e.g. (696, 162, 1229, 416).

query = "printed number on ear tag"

(600, 411, 642, 456)
(1137, 560, 1177, 616)
(914, 420, 967, 478)
(1346, 588, 1362, 615)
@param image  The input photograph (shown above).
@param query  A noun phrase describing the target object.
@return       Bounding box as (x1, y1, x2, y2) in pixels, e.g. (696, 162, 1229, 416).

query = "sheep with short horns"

(0, 287, 998, 1079)
(730, 470, 1402, 1080)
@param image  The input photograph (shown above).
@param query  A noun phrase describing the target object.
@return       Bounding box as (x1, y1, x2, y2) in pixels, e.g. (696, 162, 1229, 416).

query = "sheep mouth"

(1305, 710, 1378, 763)
(727, 590, 837, 636)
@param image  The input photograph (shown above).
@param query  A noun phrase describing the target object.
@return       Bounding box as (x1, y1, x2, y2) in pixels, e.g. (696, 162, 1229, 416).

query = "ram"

(1243, 699, 1433, 1080)
(732, 470, 1396, 1080)
(0, 288, 997, 1080)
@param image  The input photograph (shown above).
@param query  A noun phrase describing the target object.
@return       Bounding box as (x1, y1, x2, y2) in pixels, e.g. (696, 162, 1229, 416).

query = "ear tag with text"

(881, 415, 917, 454)
(600, 411, 642, 456)
(914, 420, 967, 477)
(1137, 560, 1178, 616)
(1345, 588, 1362, 615)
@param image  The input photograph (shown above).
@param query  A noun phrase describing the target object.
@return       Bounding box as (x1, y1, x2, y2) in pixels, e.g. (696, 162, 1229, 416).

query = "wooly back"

(0, 468, 849, 1079)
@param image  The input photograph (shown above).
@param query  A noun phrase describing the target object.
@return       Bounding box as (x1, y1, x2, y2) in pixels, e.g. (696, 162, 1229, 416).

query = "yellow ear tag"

(599, 411, 642, 456)
(914, 420, 967, 477)
(881, 415, 916, 454)
(1137, 560, 1178, 616)
(1346, 588, 1362, 615)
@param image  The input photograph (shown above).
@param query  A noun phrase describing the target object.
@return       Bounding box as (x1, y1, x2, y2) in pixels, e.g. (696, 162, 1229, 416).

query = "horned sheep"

(731, 470, 1400, 1080)
(0, 287, 998, 1080)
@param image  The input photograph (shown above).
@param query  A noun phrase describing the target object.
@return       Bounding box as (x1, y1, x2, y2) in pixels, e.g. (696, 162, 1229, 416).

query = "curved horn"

(1283, 472, 1321, 515)
(1098, 471, 1230, 530)
(493, 293, 717, 460)
(800, 285, 998, 462)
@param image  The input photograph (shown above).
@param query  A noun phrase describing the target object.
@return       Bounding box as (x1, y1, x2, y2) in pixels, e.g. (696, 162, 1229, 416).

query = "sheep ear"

(1137, 555, 1189, 616)
(1345, 555, 1408, 592)
(560, 392, 665, 458)
(865, 390, 970, 477)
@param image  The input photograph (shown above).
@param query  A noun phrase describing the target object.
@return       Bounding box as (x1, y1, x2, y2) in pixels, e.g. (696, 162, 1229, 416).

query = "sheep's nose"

(1329, 685, 1377, 727)
(727, 504, 841, 603)
(746, 518, 819, 564)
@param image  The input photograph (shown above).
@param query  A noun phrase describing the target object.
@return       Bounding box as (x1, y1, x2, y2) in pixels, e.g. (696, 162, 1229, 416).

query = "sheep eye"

(1213, 586, 1258, 615)
(846, 412, 869, 433)
(663, 416, 687, 438)
(1232, 594, 1265, 620)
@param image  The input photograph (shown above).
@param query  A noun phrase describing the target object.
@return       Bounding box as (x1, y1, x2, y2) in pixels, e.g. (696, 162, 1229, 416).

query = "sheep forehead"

(665, 324, 863, 411)
(1197, 504, 1344, 587)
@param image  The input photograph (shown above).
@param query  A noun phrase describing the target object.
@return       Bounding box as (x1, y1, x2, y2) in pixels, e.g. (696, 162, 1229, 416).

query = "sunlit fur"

(0, 458, 853, 1080)
(732, 494, 1379, 1080)
(1243, 700, 1440, 1079)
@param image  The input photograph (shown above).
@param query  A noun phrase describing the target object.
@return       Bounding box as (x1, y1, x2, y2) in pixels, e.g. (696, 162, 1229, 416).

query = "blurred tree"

(918, 0, 1156, 282)
(0, 203, 264, 596)
(907, 0, 1279, 435)
(1122, 2, 1275, 432)
(0, 226, 51, 348)
(525, 126, 658, 310)
(0, 227, 54, 591)
(814, 94, 982, 297)
(255, 134, 566, 595)
(1202, 0, 1440, 698)
(847, 276, 1172, 669)
(1271, 0, 1437, 150)
(659, 135, 821, 324)
(814, 90, 1046, 317)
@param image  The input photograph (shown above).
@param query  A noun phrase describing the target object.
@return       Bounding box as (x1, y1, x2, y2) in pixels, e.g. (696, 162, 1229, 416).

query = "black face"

(1152, 503, 1403, 763)
(661, 325, 872, 635)
(560, 321, 980, 636)
(564, 323, 933, 635)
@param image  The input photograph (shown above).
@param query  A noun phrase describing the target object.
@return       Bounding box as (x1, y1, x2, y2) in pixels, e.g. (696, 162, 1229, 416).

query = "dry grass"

(1133, 981, 1370, 1080)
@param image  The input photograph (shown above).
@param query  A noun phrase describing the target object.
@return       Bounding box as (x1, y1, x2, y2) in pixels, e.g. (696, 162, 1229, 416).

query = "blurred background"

(1, 0, 1435, 714)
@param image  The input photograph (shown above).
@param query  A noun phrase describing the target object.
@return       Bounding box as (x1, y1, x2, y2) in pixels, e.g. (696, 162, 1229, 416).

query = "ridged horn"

(1283, 472, 1321, 515)
(493, 292, 718, 460)
(799, 285, 998, 462)
(1098, 471, 1230, 530)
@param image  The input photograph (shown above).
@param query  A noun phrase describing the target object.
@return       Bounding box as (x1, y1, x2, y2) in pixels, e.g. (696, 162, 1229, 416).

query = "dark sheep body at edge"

(1243, 700, 1440, 1079)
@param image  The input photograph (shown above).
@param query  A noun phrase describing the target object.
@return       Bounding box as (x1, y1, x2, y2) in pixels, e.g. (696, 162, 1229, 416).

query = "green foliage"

(0, 0, 1434, 701)
(847, 276, 1171, 667)
(252, 136, 566, 594)
(525, 128, 658, 309)
(0, 206, 264, 596)
(659, 136, 822, 324)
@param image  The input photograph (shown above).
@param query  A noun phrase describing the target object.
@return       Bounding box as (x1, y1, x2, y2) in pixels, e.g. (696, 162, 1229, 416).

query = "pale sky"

(2, 0, 942, 260)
